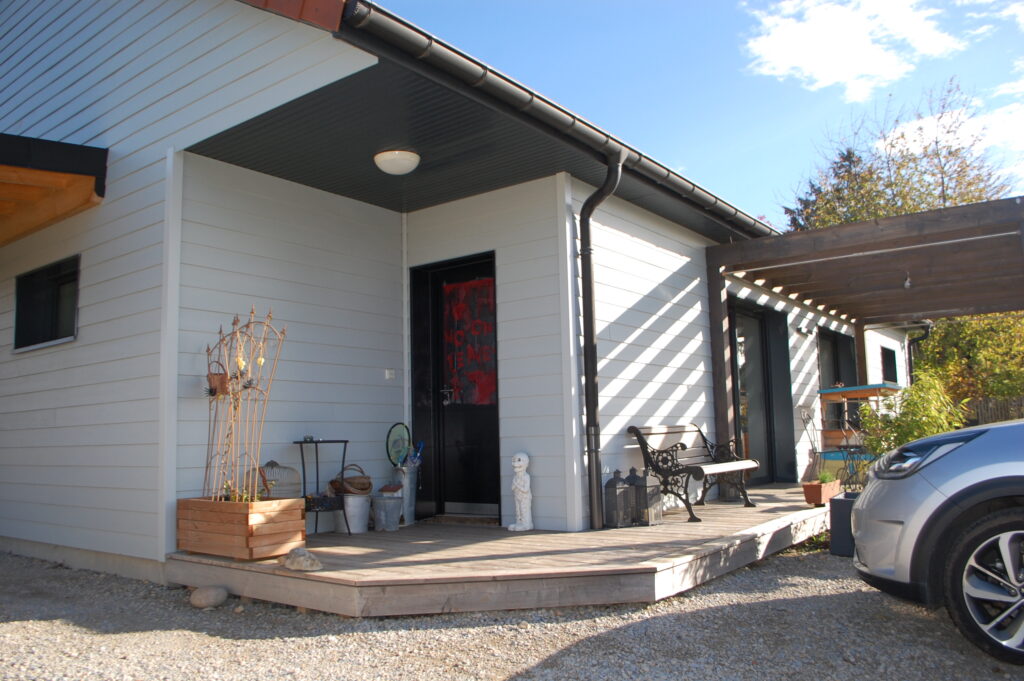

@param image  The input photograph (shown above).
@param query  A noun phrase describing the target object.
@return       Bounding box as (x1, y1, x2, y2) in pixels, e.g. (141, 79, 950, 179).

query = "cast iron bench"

(626, 424, 759, 522)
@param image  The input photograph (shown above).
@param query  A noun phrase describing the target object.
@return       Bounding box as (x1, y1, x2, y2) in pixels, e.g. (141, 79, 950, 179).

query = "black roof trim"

(0, 133, 108, 197)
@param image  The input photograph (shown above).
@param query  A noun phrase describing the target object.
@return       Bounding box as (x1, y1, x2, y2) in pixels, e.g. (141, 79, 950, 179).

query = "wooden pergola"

(704, 196, 1024, 444)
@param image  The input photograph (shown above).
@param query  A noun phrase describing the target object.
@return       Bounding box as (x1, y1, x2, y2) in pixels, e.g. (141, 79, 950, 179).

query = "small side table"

(294, 439, 350, 534)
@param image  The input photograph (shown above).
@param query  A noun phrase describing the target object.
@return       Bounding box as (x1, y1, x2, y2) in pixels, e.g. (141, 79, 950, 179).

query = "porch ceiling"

(186, 60, 740, 242)
(707, 197, 1024, 325)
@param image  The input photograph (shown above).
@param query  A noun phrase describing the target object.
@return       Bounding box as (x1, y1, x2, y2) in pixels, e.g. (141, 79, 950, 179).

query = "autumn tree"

(785, 80, 1010, 230)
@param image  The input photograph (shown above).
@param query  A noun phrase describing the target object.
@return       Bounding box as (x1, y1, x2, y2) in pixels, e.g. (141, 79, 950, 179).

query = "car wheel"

(945, 509, 1024, 664)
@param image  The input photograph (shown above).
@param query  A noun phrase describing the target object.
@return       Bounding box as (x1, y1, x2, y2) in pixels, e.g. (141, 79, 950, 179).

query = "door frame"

(409, 251, 500, 518)
(727, 298, 797, 483)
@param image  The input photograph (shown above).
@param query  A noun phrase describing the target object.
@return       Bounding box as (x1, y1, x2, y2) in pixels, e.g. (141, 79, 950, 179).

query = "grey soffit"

(187, 60, 733, 241)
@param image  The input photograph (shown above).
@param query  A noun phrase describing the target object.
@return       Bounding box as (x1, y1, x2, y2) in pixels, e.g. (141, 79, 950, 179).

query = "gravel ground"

(1, 547, 1022, 681)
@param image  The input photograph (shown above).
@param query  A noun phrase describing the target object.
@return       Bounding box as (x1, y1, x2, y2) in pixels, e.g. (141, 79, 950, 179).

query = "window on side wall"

(14, 255, 80, 350)
(880, 346, 898, 383)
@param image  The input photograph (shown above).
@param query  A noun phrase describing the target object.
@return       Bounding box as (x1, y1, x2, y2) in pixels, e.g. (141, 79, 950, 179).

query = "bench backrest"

(627, 425, 714, 474)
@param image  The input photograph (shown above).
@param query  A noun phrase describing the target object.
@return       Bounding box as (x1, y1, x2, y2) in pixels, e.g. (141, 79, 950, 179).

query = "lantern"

(603, 470, 634, 528)
(625, 467, 662, 526)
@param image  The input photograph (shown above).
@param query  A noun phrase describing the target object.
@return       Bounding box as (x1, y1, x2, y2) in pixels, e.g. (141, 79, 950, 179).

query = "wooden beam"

(768, 269, 1024, 306)
(859, 299, 1024, 325)
(854, 322, 868, 385)
(721, 221, 1020, 276)
(0, 164, 76, 188)
(0, 181, 51, 202)
(708, 197, 1024, 269)
(0, 174, 100, 246)
(706, 260, 734, 446)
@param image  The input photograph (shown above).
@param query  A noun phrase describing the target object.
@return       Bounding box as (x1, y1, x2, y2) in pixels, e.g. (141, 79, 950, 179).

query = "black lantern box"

(604, 467, 662, 527)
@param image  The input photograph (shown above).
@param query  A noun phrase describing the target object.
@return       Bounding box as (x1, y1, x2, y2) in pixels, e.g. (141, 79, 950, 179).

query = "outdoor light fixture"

(373, 150, 420, 175)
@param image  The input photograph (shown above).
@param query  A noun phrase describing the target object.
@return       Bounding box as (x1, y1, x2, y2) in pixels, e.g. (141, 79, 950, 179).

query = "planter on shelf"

(176, 497, 305, 560)
(802, 478, 842, 506)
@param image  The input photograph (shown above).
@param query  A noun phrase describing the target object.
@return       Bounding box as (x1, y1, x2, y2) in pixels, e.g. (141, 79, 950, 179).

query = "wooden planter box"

(176, 497, 306, 560)
(802, 479, 842, 506)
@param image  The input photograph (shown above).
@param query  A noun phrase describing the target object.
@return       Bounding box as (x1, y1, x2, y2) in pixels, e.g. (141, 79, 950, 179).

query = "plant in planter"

(176, 309, 301, 561)
(802, 471, 841, 506)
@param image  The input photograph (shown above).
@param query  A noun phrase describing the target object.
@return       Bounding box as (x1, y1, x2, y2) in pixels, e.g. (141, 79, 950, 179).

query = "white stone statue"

(508, 451, 533, 531)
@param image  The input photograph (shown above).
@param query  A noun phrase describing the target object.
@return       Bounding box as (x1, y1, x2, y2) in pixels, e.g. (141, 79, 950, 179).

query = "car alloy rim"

(962, 530, 1024, 650)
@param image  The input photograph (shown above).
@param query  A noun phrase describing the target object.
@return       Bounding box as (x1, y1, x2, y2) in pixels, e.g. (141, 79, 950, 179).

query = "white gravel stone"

(1, 548, 1022, 680)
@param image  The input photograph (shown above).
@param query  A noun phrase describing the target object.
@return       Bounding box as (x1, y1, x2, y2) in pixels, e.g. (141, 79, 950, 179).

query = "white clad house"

(0, 0, 909, 581)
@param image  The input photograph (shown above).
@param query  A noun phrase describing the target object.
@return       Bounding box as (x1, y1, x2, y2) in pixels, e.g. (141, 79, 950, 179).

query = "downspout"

(907, 320, 933, 384)
(581, 150, 626, 530)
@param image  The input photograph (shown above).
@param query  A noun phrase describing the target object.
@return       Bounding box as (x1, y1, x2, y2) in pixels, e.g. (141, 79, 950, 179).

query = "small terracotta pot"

(802, 479, 842, 506)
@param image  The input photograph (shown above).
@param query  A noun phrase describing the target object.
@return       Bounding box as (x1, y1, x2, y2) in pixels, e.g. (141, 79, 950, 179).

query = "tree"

(914, 314, 1024, 405)
(785, 79, 1021, 406)
(785, 80, 1010, 231)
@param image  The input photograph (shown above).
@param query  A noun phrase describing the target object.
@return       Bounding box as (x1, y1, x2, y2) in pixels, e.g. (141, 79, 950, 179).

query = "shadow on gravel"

(508, 591, 1017, 681)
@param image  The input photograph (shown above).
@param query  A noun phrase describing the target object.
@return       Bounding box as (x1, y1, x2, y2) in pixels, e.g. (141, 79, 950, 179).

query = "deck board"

(165, 484, 830, 616)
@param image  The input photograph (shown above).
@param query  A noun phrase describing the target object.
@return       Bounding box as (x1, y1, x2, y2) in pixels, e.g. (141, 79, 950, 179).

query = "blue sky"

(379, 0, 1024, 230)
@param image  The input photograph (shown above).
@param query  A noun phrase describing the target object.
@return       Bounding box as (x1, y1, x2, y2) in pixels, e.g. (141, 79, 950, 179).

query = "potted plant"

(176, 309, 302, 561)
(802, 471, 841, 506)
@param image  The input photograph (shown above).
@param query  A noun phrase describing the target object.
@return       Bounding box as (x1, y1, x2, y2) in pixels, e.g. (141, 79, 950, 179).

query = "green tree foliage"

(914, 314, 1024, 405)
(859, 371, 968, 455)
(785, 79, 1020, 405)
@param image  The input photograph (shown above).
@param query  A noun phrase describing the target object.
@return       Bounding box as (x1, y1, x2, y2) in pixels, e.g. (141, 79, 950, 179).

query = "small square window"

(880, 346, 898, 383)
(15, 255, 80, 350)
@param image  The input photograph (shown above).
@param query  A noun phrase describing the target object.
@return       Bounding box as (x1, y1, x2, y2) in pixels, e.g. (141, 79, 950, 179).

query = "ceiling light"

(373, 150, 420, 175)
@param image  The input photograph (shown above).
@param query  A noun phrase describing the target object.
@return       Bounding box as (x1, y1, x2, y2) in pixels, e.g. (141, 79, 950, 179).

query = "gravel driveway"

(1, 547, 1021, 681)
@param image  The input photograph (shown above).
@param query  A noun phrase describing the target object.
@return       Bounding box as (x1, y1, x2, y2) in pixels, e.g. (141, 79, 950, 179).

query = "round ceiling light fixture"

(373, 150, 420, 175)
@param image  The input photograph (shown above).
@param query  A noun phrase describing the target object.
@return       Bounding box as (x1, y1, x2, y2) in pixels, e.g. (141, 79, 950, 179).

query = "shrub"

(859, 370, 969, 455)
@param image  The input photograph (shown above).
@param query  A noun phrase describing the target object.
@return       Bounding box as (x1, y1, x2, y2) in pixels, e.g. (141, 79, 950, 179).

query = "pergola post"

(854, 321, 869, 386)
(706, 259, 734, 445)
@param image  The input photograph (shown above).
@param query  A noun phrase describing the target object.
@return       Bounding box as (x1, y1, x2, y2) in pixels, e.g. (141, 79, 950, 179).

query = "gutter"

(338, 1, 775, 241)
(580, 152, 627, 529)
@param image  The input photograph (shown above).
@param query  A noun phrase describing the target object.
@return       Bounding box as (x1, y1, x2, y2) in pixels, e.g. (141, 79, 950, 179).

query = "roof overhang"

(707, 197, 1024, 326)
(0, 134, 108, 247)
(194, 0, 774, 244)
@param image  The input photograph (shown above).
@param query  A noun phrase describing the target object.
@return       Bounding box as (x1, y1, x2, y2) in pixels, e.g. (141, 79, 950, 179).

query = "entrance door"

(410, 253, 500, 517)
(728, 302, 797, 484)
(732, 310, 773, 485)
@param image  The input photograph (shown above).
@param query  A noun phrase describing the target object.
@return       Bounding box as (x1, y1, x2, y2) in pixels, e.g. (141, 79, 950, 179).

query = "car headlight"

(873, 430, 984, 480)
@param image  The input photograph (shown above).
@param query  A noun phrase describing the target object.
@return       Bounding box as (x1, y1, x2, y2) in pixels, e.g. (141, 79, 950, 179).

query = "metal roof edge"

(337, 0, 777, 240)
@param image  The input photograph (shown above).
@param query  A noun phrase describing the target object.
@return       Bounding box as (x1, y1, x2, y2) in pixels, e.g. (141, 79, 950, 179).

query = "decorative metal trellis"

(203, 308, 286, 500)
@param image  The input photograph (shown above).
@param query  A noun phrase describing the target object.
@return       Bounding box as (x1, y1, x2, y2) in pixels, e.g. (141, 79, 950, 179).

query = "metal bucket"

(372, 495, 402, 532)
(335, 494, 370, 534)
(391, 464, 418, 526)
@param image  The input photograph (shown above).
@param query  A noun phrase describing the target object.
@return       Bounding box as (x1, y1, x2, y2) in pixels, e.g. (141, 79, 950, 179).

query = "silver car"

(851, 419, 1024, 664)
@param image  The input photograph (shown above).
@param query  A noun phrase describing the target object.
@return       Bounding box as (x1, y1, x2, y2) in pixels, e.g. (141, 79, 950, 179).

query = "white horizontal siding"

(407, 176, 571, 530)
(0, 0, 376, 559)
(177, 155, 404, 511)
(574, 178, 716, 483)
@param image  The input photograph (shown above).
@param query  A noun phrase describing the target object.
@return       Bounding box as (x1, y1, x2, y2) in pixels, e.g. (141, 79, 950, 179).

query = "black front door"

(410, 253, 500, 517)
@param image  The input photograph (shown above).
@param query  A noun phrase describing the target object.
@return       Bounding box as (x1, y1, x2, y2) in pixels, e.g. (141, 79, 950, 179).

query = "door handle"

(440, 385, 454, 406)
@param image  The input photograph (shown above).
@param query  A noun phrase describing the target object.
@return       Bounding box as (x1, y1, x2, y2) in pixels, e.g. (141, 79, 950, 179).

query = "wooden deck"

(165, 484, 828, 617)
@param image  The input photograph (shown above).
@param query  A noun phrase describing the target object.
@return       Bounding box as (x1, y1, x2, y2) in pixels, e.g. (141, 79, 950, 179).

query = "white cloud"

(1002, 2, 1024, 29)
(994, 58, 1024, 96)
(976, 102, 1024, 191)
(746, 0, 966, 102)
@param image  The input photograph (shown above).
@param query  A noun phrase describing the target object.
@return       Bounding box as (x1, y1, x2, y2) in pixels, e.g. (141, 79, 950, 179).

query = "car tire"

(944, 508, 1024, 665)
